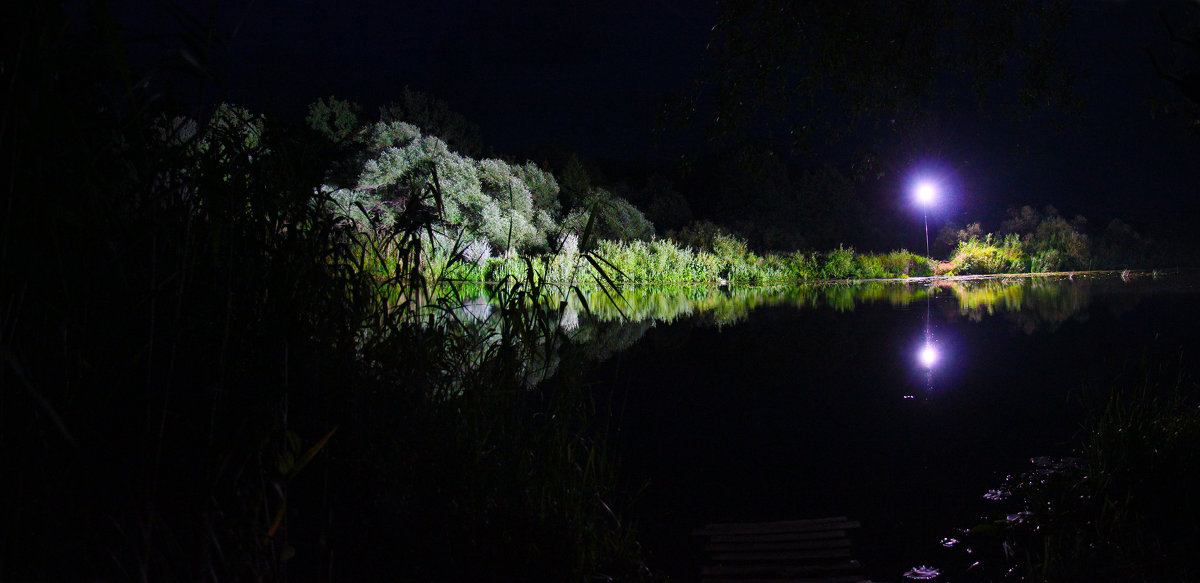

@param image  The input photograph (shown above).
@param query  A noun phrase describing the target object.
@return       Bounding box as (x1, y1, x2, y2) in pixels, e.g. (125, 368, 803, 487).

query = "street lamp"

(914, 180, 938, 259)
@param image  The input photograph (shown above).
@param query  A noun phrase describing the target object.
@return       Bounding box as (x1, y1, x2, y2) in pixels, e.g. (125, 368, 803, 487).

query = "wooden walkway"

(692, 516, 867, 583)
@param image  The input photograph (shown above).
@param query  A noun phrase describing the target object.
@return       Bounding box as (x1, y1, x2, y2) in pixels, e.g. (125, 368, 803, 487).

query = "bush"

(342, 121, 563, 252)
(973, 371, 1200, 582)
(948, 234, 1027, 275)
(820, 245, 856, 279)
(580, 188, 655, 242)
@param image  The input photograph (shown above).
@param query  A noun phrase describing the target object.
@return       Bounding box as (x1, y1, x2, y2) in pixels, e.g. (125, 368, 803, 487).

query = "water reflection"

(918, 342, 938, 368)
(439, 271, 1160, 394)
(541, 272, 1144, 333)
(915, 292, 939, 396)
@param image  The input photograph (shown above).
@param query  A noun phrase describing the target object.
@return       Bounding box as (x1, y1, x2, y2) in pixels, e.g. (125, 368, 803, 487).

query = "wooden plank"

(700, 576, 867, 583)
(695, 519, 860, 536)
(700, 516, 848, 531)
(707, 529, 849, 544)
(702, 560, 862, 578)
(707, 538, 852, 552)
(710, 548, 853, 562)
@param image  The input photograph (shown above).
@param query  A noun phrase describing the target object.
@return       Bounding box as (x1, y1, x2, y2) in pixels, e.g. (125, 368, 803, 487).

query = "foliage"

(938, 206, 1153, 275)
(670, 220, 740, 253)
(559, 153, 593, 210)
(639, 174, 693, 231)
(1001, 205, 1091, 271)
(668, 1, 1076, 150)
(337, 120, 562, 252)
(820, 245, 857, 279)
(967, 364, 1200, 582)
(544, 236, 932, 286)
(512, 160, 563, 216)
(2, 6, 649, 581)
(934, 221, 984, 257)
(946, 233, 1028, 275)
(379, 86, 484, 156)
(1094, 218, 1149, 269)
(572, 188, 655, 243)
(306, 95, 363, 144)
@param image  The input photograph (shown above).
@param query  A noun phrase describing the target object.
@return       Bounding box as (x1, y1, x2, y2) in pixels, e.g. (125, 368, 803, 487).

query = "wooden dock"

(692, 516, 868, 583)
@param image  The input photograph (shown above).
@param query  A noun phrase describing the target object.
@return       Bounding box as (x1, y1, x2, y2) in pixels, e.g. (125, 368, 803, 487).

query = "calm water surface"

(571, 272, 1200, 581)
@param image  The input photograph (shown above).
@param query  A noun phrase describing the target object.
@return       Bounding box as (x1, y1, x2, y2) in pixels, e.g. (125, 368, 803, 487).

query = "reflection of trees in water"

(455, 275, 1148, 384)
(940, 277, 1094, 334)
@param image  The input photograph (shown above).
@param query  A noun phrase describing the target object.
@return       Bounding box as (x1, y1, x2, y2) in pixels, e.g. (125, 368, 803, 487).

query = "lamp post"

(914, 181, 937, 259)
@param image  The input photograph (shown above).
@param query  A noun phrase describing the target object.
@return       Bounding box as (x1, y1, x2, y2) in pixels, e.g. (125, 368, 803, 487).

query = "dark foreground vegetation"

(902, 356, 1200, 583)
(2, 5, 647, 581)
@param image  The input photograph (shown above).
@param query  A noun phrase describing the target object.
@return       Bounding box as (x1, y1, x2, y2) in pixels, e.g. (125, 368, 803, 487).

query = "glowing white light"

(915, 181, 938, 206)
(919, 343, 938, 368)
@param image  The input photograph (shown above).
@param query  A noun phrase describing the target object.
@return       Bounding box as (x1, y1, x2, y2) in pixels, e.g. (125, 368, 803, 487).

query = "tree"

(306, 96, 363, 144)
(665, 1, 1076, 152)
(379, 87, 484, 157)
(1148, 1, 1200, 130)
(558, 153, 592, 211)
(1150, 3, 1200, 104)
(640, 174, 692, 232)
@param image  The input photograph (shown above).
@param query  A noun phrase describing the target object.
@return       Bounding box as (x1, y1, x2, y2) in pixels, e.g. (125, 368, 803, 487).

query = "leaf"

(288, 425, 339, 480)
(264, 500, 287, 543)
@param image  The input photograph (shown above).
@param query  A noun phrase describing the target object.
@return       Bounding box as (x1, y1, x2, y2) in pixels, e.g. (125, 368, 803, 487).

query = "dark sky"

(114, 0, 1200, 236)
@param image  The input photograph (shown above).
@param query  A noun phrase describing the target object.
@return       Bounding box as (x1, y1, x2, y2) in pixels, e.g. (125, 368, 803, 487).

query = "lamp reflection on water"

(913, 287, 940, 396)
(918, 342, 938, 369)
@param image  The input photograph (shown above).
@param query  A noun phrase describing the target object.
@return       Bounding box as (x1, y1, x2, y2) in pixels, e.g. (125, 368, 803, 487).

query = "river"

(553, 271, 1200, 580)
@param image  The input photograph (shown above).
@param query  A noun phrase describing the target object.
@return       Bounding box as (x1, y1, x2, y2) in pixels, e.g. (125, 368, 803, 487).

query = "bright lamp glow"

(918, 343, 938, 368)
(915, 181, 938, 206)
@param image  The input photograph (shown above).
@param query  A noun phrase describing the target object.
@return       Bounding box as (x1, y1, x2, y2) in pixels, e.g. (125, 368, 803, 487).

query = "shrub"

(712, 231, 750, 261)
(948, 234, 1027, 275)
(671, 220, 736, 253)
(582, 188, 655, 242)
(821, 245, 856, 279)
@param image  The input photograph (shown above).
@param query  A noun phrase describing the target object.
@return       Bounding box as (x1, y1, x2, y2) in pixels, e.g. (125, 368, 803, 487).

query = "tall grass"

(963, 360, 1200, 582)
(1, 5, 647, 581)
(945, 233, 1028, 275)
(482, 238, 935, 286)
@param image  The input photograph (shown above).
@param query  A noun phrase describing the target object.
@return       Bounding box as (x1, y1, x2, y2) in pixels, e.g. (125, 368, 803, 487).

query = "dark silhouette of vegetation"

(953, 361, 1200, 582)
(379, 87, 486, 158)
(935, 206, 1155, 274)
(2, 3, 648, 581)
(1149, 2, 1200, 106)
(663, 0, 1076, 153)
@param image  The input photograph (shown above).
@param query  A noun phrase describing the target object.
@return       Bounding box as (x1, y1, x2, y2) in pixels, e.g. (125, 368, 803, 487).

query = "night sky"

(115, 0, 1200, 243)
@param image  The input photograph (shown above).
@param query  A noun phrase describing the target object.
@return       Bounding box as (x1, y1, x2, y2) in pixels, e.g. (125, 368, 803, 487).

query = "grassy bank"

(456, 225, 1151, 288)
(478, 238, 936, 286)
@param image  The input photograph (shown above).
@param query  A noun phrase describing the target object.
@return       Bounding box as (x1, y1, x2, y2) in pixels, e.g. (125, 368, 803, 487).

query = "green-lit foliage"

(947, 233, 1028, 275)
(820, 245, 857, 279)
(575, 188, 655, 242)
(1001, 205, 1091, 272)
(305, 95, 363, 144)
(336, 121, 562, 252)
(545, 235, 933, 286)
(1031, 213, 1090, 271)
(512, 161, 563, 215)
